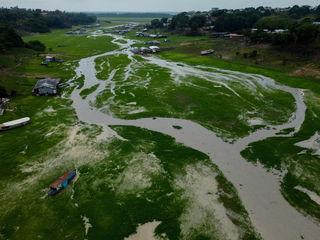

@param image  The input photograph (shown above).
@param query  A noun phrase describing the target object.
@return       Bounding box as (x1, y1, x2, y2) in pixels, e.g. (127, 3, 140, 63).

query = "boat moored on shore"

(0, 117, 31, 131)
(48, 170, 77, 196)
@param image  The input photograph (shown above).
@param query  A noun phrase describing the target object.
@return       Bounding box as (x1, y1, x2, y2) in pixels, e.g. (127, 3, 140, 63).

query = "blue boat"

(48, 170, 77, 196)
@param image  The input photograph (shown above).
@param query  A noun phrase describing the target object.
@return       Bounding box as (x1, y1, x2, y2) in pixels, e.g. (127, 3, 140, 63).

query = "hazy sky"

(0, 0, 319, 12)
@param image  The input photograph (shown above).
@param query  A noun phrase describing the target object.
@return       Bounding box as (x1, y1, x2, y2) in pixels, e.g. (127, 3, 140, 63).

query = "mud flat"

(124, 221, 161, 240)
(70, 33, 320, 240)
(294, 186, 320, 206)
(295, 132, 320, 156)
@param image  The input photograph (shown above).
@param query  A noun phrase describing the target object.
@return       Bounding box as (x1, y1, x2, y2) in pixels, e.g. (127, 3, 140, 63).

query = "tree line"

(0, 7, 97, 33)
(148, 5, 320, 46)
(0, 7, 97, 52)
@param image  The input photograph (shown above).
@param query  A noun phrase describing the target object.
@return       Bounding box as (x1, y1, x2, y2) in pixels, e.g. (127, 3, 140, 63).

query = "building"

(32, 78, 60, 96)
(226, 33, 245, 39)
(273, 29, 288, 34)
(313, 22, 320, 26)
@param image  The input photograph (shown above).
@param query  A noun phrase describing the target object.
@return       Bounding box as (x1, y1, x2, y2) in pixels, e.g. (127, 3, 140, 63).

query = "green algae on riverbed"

(91, 52, 295, 139)
(0, 125, 259, 240)
(241, 91, 320, 221)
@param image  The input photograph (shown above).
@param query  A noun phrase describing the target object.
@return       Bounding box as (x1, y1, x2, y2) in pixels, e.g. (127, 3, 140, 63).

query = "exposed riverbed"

(70, 33, 320, 240)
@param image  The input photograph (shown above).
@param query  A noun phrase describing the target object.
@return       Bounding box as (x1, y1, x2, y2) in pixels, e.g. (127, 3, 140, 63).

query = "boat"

(201, 49, 215, 56)
(48, 170, 77, 196)
(0, 117, 31, 131)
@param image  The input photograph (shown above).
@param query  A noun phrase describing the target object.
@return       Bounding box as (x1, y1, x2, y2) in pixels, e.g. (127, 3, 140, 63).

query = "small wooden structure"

(32, 78, 60, 96)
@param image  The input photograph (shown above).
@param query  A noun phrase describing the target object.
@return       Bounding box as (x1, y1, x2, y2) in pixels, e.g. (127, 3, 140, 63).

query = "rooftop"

(34, 78, 60, 90)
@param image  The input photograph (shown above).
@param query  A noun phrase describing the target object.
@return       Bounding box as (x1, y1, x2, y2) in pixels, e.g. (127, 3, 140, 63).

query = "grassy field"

(0, 124, 260, 239)
(0, 28, 116, 179)
(0, 28, 119, 237)
(24, 30, 118, 60)
(92, 52, 295, 139)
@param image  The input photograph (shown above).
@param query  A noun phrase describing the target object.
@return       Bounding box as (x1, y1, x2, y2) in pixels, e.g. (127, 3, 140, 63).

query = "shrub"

(27, 40, 46, 52)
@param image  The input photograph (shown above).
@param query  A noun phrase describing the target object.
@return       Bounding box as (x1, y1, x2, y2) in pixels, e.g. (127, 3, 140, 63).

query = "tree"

(255, 16, 294, 30)
(272, 32, 293, 46)
(214, 8, 265, 32)
(0, 8, 97, 33)
(160, 18, 168, 25)
(150, 19, 163, 29)
(289, 5, 311, 19)
(316, 5, 320, 16)
(189, 15, 207, 31)
(214, 15, 246, 32)
(247, 30, 272, 44)
(291, 22, 319, 44)
(0, 24, 24, 51)
(169, 12, 189, 31)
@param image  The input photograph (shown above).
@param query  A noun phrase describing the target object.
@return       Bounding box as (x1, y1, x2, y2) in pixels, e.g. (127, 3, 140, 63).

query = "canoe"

(0, 117, 31, 131)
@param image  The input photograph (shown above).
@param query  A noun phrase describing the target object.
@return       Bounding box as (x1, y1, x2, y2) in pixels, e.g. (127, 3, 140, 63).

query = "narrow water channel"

(70, 33, 320, 240)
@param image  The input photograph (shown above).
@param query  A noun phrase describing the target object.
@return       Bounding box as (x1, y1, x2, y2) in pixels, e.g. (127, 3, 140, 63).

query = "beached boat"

(48, 170, 77, 196)
(0, 117, 31, 131)
(201, 49, 215, 56)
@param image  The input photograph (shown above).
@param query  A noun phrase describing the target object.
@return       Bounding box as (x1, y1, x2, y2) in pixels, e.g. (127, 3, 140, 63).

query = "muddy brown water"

(70, 33, 320, 240)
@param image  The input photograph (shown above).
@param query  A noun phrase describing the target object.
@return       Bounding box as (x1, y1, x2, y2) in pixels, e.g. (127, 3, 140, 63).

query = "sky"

(0, 0, 319, 12)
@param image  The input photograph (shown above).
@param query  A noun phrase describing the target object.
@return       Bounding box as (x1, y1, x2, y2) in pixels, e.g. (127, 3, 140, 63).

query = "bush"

(249, 50, 258, 58)
(0, 24, 24, 51)
(27, 40, 46, 52)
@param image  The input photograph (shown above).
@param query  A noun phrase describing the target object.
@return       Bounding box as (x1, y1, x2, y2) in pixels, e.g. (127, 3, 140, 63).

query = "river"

(70, 32, 320, 240)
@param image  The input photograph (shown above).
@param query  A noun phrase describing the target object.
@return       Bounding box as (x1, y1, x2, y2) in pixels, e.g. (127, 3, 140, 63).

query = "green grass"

(24, 30, 118, 61)
(151, 34, 320, 222)
(0, 27, 119, 206)
(80, 84, 99, 99)
(93, 53, 294, 138)
(95, 54, 131, 80)
(158, 50, 320, 95)
(0, 125, 259, 240)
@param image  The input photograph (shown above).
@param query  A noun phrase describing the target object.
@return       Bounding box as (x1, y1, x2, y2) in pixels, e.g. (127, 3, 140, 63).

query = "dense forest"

(0, 7, 97, 51)
(0, 7, 97, 33)
(149, 5, 320, 46)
